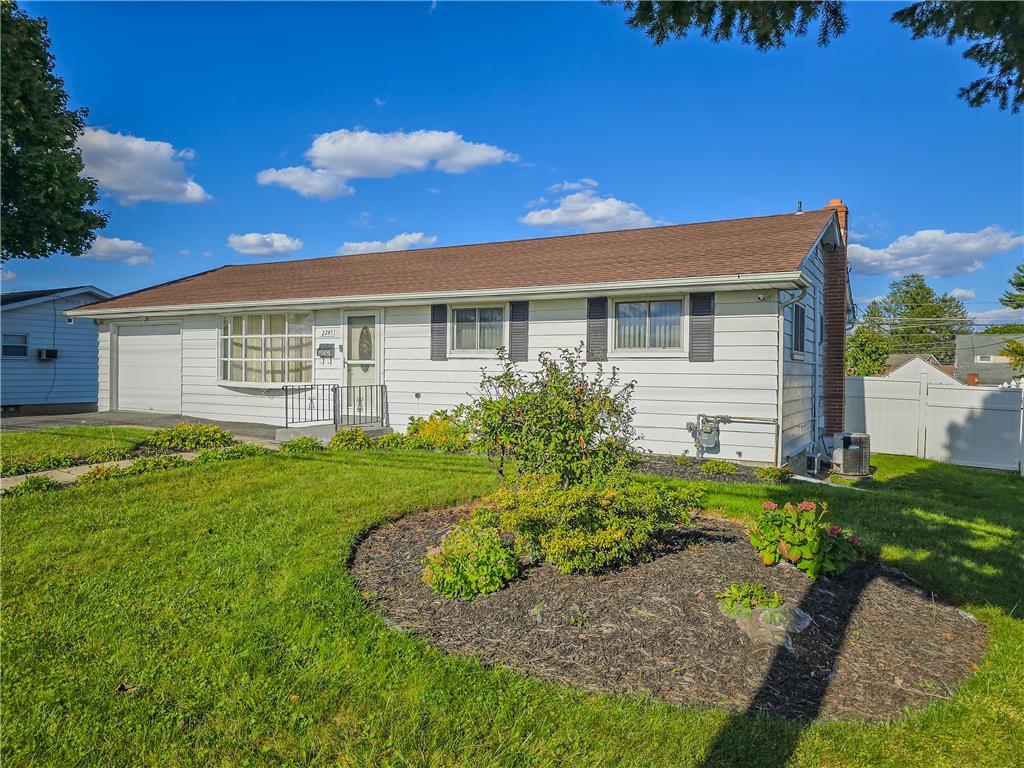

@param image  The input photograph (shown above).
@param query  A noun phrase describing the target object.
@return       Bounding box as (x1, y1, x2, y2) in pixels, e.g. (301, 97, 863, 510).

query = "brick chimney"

(822, 198, 849, 435)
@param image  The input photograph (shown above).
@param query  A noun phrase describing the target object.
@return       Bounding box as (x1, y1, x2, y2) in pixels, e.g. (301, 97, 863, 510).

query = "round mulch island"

(351, 506, 988, 722)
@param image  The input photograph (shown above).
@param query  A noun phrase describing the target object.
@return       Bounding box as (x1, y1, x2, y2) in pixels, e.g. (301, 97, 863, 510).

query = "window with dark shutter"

(688, 293, 715, 362)
(586, 297, 608, 362)
(509, 301, 529, 361)
(430, 304, 448, 361)
(793, 303, 806, 355)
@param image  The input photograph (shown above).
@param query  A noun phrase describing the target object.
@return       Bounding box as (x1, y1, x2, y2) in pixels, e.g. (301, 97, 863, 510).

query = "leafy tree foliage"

(892, 2, 1024, 113)
(1001, 339, 1024, 373)
(1, 0, 107, 262)
(1000, 263, 1024, 309)
(614, 1, 1024, 112)
(844, 324, 892, 376)
(618, 1, 848, 49)
(981, 323, 1024, 334)
(858, 273, 971, 364)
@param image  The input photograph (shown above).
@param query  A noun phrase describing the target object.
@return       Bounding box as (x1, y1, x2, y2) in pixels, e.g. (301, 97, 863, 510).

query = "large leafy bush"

(422, 513, 520, 600)
(148, 423, 234, 452)
(467, 345, 639, 486)
(486, 476, 703, 574)
(749, 500, 860, 579)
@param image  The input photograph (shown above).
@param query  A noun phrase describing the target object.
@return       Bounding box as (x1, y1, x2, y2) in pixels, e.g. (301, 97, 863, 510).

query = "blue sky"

(6, 1, 1023, 325)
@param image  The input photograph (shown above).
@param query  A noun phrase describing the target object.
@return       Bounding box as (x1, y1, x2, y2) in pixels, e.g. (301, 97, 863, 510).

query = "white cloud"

(949, 288, 976, 300)
(84, 236, 154, 265)
(849, 230, 869, 243)
(374, 97, 386, 107)
(202, 250, 214, 257)
(179, 248, 192, 256)
(337, 232, 437, 256)
(520, 189, 658, 233)
(971, 306, 1024, 328)
(548, 178, 598, 193)
(1, 268, 15, 281)
(257, 129, 517, 199)
(524, 196, 548, 208)
(78, 127, 211, 204)
(227, 232, 303, 257)
(848, 226, 1024, 278)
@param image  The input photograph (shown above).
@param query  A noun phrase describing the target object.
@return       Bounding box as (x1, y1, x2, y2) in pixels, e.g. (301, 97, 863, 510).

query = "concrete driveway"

(0, 410, 280, 441)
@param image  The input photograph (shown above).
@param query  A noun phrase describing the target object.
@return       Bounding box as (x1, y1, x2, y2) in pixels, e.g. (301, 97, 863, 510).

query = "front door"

(345, 313, 378, 387)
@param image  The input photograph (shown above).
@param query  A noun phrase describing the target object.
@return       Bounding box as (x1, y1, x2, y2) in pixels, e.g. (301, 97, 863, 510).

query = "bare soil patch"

(351, 506, 988, 722)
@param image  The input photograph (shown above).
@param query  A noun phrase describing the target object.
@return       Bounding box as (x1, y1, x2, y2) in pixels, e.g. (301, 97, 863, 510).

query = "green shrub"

(1, 454, 75, 476)
(676, 454, 691, 466)
(3, 474, 63, 496)
(194, 443, 272, 464)
(147, 423, 234, 452)
(78, 454, 189, 484)
(83, 446, 135, 464)
(749, 500, 860, 580)
(466, 344, 639, 486)
(487, 476, 703, 574)
(755, 466, 794, 483)
(699, 459, 737, 475)
(422, 514, 520, 600)
(716, 581, 783, 617)
(278, 436, 324, 454)
(327, 428, 373, 451)
(405, 410, 472, 452)
(375, 432, 410, 450)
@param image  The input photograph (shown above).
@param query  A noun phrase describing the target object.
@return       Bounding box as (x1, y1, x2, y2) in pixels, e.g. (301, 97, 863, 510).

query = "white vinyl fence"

(845, 376, 1024, 473)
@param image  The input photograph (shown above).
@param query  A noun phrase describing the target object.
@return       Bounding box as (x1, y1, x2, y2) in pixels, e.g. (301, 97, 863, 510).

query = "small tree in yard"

(845, 324, 893, 376)
(467, 344, 639, 486)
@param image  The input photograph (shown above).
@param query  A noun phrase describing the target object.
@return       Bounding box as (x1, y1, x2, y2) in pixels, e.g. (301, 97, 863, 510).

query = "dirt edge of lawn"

(351, 504, 989, 723)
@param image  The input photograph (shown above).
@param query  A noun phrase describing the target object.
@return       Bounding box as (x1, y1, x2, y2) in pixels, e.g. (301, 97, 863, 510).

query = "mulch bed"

(351, 506, 989, 722)
(639, 454, 765, 484)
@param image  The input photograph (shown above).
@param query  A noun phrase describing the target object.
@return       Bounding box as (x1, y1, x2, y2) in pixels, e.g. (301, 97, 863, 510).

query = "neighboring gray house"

(954, 333, 1024, 386)
(1, 286, 112, 415)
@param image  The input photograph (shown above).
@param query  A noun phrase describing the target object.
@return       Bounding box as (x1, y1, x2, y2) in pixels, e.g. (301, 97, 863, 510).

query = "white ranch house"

(69, 202, 853, 467)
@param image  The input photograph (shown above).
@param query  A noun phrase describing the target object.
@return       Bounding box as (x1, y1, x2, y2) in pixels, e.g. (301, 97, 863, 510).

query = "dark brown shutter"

(509, 301, 529, 362)
(586, 297, 608, 362)
(430, 304, 447, 361)
(689, 293, 715, 362)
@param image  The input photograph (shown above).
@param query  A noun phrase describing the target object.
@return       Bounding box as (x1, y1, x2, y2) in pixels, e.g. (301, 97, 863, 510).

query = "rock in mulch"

(350, 507, 988, 722)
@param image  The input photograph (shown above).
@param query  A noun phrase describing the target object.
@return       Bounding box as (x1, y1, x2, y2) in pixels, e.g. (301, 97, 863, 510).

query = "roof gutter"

(68, 271, 809, 319)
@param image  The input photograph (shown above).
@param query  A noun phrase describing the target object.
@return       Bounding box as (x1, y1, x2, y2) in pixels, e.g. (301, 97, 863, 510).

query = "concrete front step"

(275, 423, 392, 444)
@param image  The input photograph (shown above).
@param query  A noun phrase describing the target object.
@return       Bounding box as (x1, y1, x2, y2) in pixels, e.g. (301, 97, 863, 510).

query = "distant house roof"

(72, 209, 839, 315)
(0, 285, 111, 311)
(954, 333, 1024, 385)
(884, 354, 957, 381)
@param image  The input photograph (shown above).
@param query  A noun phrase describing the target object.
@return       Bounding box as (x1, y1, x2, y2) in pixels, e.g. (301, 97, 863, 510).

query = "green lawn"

(2, 451, 1022, 767)
(0, 425, 154, 472)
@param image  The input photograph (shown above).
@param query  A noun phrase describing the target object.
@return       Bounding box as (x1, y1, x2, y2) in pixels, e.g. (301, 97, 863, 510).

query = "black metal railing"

(282, 384, 387, 427)
(339, 384, 386, 426)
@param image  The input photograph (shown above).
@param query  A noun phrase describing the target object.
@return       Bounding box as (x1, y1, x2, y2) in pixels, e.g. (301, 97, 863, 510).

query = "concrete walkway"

(0, 410, 280, 441)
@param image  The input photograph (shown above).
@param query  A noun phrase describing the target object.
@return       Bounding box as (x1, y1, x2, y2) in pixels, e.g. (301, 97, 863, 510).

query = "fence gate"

(845, 376, 1024, 473)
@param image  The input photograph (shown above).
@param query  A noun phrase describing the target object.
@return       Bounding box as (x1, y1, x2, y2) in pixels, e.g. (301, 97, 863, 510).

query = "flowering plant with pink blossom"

(749, 500, 860, 580)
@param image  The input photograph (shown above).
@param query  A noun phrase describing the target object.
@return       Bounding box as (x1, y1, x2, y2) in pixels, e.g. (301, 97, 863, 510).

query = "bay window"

(219, 312, 313, 383)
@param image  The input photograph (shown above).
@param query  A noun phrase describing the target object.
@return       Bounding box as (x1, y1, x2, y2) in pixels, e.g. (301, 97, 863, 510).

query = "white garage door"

(116, 323, 182, 413)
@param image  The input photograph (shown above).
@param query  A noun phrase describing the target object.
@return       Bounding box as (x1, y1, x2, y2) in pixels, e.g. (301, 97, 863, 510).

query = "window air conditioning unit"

(37, 348, 59, 361)
(832, 432, 871, 477)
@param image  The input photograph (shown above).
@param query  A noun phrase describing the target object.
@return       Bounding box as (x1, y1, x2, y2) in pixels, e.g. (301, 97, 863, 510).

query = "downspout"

(777, 286, 808, 467)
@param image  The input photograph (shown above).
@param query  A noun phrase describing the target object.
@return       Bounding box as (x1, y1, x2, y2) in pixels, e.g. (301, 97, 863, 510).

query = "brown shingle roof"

(81, 209, 834, 312)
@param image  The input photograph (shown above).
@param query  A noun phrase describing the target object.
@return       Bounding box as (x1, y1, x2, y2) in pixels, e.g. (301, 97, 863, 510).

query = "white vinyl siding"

(780, 243, 826, 462)
(386, 291, 779, 462)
